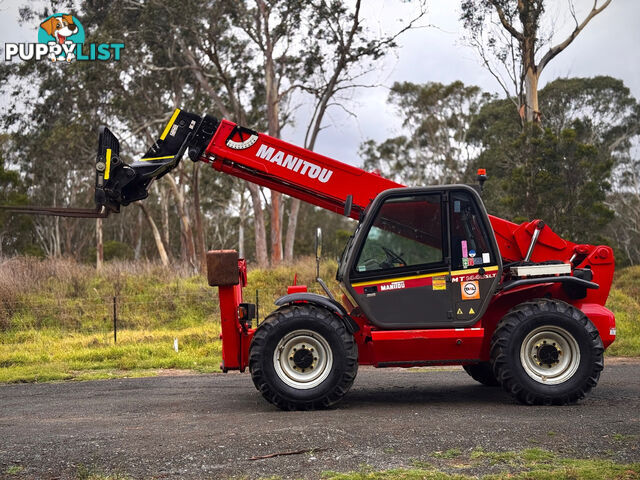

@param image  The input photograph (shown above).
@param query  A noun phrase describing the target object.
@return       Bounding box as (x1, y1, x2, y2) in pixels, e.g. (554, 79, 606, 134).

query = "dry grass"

(0, 256, 194, 300)
(0, 256, 637, 384)
(0, 255, 337, 383)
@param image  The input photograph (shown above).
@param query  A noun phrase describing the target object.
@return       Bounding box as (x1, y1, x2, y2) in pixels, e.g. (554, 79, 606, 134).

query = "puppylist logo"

(4, 13, 124, 63)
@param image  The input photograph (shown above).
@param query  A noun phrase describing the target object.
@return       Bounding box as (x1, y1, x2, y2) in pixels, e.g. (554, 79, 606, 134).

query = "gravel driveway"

(1, 359, 638, 479)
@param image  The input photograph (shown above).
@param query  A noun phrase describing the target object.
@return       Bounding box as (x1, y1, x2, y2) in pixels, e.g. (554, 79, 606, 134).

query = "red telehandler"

(7, 108, 616, 409)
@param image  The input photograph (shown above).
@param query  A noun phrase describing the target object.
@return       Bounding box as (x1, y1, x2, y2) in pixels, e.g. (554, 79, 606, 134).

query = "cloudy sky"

(1, 0, 637, 167)
(303, 0, 640, 165)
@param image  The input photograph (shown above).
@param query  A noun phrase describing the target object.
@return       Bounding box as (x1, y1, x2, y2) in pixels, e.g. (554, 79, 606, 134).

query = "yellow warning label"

(469, 307, 475, 315)
(433, 276, 447, 291)
(456, 308, 463, 315)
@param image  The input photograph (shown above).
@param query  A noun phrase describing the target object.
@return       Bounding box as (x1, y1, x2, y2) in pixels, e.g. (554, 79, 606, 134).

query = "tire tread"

(490, 299, 604, 405)
(249, 304, 358, 410)
(463, 362, 500, 387)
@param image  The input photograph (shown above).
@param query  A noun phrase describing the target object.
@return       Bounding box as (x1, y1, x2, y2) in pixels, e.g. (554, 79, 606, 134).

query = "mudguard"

(274, 293, 360, 333)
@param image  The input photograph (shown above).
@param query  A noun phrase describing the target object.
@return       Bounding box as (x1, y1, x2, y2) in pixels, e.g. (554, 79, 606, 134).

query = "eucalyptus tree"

(460, 0, 612, 124)
(361, 80, 490, 186)
(1, 0, 425, 267)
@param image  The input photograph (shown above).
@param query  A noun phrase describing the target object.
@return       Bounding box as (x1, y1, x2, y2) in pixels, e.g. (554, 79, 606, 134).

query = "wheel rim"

(273, 329, 333, 390)
(520, 325, 580, 385)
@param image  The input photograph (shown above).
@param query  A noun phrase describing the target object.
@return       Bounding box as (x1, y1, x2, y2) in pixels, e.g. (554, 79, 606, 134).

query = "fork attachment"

(95, 109, 212, 212)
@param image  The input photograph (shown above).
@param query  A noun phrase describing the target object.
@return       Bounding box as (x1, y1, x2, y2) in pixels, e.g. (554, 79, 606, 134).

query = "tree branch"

(488, 0, 524, 41)
(180, 42, 233, 119)
(538, 0, 612, 72)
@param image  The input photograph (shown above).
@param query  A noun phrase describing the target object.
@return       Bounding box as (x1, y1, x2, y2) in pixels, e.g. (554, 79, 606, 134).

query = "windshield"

(354, 194, 445, 274)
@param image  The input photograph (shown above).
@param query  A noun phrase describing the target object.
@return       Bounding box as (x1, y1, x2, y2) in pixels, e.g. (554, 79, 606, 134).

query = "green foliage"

(103, 241, 134, 261)
(540, 76, 639, 148)
(607, 191, 640, 267)
(5, 465, 24, 475)
(362, 81, 490, 185)
(612, 266, 640, 304)
(362, 76, 635, 248)
(292, 202, 356, 261)
(467, 77, 636, 245)
(478, 125, 613, 243)
(0, 327, 222, 383)
(75, 464, 132, 480)
(0, 135, 32, 255)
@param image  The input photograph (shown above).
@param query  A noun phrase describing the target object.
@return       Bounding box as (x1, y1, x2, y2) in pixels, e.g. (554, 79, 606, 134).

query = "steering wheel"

(380, 245, 407, 267)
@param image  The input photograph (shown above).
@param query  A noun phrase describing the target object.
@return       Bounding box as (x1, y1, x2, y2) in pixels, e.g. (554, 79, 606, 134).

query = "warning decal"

(432, 276, 447, 291)
(461, 280, 480, 300)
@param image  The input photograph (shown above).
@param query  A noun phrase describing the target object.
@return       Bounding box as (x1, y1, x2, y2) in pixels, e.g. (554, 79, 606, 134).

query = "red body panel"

(204, 119, 401, 219)
(367, 328, 485, 367)
(202, 120, 616, 371)
(217, 259, 253, 372)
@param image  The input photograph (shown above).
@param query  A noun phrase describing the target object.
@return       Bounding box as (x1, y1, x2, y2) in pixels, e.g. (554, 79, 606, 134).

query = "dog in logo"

(40, 15, 78, 62)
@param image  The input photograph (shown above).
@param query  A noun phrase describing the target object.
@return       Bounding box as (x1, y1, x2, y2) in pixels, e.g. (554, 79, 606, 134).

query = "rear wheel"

(249, 304, 358, 410)
(491, 299, 604, 405)
(463, 362, 499, 386)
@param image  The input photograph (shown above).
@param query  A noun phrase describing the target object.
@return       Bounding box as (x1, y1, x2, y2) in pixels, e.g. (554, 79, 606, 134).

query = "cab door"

(342, 186, 500, 330)
(448, 189, 501, 324)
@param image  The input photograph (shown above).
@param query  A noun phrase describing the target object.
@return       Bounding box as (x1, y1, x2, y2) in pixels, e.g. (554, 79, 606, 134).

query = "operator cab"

(338, 185, 502, 329)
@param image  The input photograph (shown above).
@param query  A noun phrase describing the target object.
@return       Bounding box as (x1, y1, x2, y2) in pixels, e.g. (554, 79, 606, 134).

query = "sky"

(302, 0, 640, 165)
(1, 0, 638, 167)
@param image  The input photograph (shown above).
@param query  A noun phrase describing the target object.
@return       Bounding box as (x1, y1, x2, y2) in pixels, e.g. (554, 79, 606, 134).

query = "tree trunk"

(284, 198, 301, 261)
(238, 189, 247, 258)
(161, 184, 170, 251)
(524, 67, 540, 124)
(238, 218, 245, 259)
(521, 30, 539, 125)
(192, 162, 207, 272)
(248, 182, 268, 266)
(96, 217, 103, 271)
(270, 192, 282, 263)
(134, 207, 143, 260)
(280, 0, 362, 261)
(138, 203, 169, 266)
(166, 174, 197, 269)
(260, 0, 283, 265)
(63, 218, 74, 257)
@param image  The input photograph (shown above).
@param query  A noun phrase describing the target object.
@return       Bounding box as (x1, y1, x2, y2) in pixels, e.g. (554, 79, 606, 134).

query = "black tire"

(463, 362, 500, 386)
(491, 299, 604, 405)
(249, 304, 358, 410)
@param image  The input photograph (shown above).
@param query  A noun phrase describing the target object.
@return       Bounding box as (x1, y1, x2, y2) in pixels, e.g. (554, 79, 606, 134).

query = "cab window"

(450, 191, 493, 270)
(355, 194, 444, 273)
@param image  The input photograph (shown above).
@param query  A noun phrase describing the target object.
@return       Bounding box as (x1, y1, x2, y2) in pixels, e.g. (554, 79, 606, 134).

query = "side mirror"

(313, 227, 334, 300)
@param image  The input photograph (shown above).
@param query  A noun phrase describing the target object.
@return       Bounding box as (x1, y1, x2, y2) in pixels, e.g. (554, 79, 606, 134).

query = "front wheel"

(491, 299, 604, 405)
(249, 304, 358, 410)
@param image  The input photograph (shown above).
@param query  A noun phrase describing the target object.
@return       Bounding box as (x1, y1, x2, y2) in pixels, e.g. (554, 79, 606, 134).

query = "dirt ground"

(1, 360, 639, 479)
